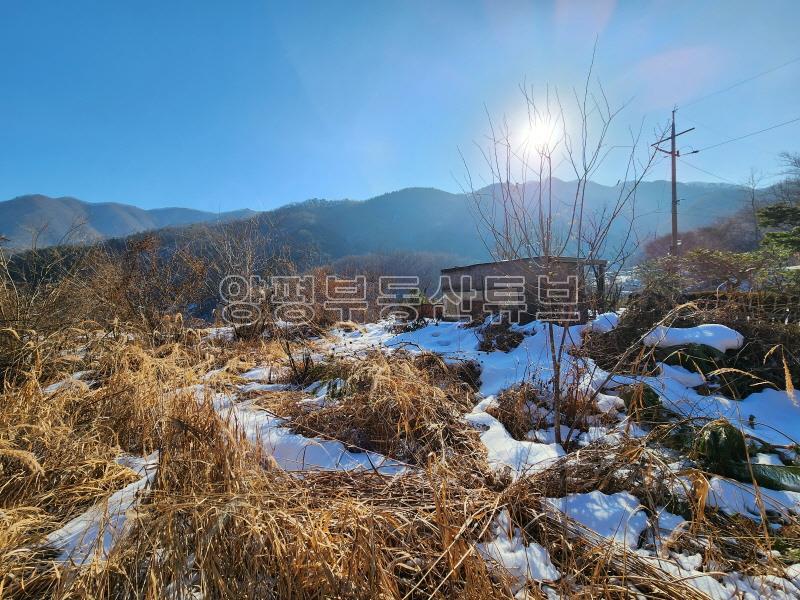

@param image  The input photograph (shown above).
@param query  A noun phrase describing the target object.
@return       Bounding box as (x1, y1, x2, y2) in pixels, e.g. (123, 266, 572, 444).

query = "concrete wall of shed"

(440, 259, 603, 323)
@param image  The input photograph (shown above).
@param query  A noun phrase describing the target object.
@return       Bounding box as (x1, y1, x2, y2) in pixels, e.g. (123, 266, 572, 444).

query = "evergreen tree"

(758, 153, 800, 252)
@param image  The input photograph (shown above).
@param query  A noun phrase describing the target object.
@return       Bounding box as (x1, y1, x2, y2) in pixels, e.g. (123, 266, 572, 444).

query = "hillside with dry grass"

(2, 238, 800, 599)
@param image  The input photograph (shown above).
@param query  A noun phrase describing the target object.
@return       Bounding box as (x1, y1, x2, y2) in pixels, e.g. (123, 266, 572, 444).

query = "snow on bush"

(584, 311, 620, 333)
(643, 324, 744, 352)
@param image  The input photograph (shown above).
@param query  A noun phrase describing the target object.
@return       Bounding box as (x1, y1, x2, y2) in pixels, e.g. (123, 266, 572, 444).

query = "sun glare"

(519, 115, 561, 148)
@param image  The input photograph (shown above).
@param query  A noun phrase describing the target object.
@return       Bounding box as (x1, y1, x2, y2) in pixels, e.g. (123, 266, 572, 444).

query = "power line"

(680, 160, 738, 184)
(682, 55, 800, 109)
(648, 55, 800, 259)
(679, 114, 726, 139)
(694, 116, 800, 153)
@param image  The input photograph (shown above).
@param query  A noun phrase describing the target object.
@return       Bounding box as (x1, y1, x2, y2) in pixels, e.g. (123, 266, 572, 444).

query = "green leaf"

(726, 462, 800, 493)
(656, 343, 727, 376)
(694, 419, 747, 471)
(618, 383, 661, 422)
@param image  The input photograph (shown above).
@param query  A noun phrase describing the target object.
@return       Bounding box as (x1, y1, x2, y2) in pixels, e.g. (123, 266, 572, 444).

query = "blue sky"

(1, 0, 798, 211)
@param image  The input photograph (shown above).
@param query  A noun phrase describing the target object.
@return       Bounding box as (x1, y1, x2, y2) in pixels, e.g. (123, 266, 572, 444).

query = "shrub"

(693, 419, 747, 473)
(478, 322, 524, 353)
(486, 383, 541, 440)
(617, 383, 662, 423)
(279, 351, 483, 466)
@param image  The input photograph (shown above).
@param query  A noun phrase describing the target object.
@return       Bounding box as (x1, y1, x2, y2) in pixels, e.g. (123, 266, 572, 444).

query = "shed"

(437, 256, 607, 323)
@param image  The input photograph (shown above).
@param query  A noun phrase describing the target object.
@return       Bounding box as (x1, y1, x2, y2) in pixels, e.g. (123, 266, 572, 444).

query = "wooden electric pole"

(670, 110, 679, 256)
(652, 108, 697, 257)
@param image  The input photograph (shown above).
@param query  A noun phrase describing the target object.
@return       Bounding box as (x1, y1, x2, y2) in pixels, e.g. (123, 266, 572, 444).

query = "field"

(4, 2, 800, 598)
(3, 286, 800, 599)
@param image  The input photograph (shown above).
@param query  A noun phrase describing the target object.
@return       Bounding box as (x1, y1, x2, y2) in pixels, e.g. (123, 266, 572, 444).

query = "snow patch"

(706, 477, 800, 520)
(466, 398, 565, 478)
(389, 320, 585, 396)
(657, 362, 706, 388)
(476, 509, 560, 592)
(636, 552, 735, 599)
(46, 452, 158, 566)
(643, 324, 744, 352)
(585, 312, 620, 334)
(43, 370, 93, 394)
(222, 400, 406, 475)
(754, 453, 785, 466)
(545, 491, 648, 550)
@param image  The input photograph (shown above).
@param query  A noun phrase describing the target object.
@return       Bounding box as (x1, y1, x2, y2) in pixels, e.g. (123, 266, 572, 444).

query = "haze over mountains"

(0, 195, 254, 249)
(1, 179, 759, 261)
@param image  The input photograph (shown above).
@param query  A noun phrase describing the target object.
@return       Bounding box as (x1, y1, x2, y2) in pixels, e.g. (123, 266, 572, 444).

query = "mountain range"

(0, 194, 254, 249)
(1, 180, 762, 261)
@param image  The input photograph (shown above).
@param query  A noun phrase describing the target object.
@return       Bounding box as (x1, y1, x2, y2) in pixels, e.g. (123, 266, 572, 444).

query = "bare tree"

(744, 168, 764, 243)
(776, 151, 800, 205)
(462, 55, 664, 444)
(198, 216, 295, 338)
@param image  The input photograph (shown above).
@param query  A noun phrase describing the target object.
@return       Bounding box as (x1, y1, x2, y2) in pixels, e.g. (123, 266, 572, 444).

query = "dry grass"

(2, 282, 799, 597)
(0, 332, 509, 598)
(275, 350, 485, 469)
(515, 436, 799, 590)
(2, 334, 797, 599)
(486, 384, 543, 441)
(478, 323, 524, 353)
(410, 352, 482, 392)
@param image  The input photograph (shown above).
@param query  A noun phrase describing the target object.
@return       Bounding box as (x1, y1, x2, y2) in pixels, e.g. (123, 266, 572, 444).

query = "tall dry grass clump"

(66, 478, 512, 599)
(0, 324, 211, 597)
(278, 350, 484, 468)
(88, 341, 208, 454)
(486, 384, 543, 441)
(0, 371, 140, 598)
(0, 244, 97, 386)
(37, 377, 510, 599)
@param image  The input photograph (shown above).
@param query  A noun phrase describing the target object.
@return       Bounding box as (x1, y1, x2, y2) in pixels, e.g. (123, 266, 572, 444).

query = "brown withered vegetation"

(486, 384, 543, 441)
(3, 244, 800, 599)
(276, 350, 484, 467)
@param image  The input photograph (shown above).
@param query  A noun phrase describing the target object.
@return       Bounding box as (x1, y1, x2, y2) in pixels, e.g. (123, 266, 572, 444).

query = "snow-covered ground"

(325, 316, 800, 592)
(466, 396, 565, 478)
(219, 397, 407, 475)
(476, 509, 560, 593)
(45, 452, 158, 566)
(44, 313, 800, 596)
(544, 490, 651, 550)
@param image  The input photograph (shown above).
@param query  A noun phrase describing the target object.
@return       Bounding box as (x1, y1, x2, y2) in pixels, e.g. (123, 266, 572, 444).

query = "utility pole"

(670, 110, 679, 256)
(652, 108, 697, 257)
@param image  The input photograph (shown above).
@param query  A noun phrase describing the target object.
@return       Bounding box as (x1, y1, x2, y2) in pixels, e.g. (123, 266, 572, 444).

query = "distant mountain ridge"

(1, 179, 762, 258)
(0, 194, 255, 249)
(247, 179, 757, 263)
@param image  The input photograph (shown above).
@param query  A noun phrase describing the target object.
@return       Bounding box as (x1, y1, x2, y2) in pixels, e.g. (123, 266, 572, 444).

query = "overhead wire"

(681, 55, 800, 109)
(692, 116, 800, 153)
(680, 160, 738, 184)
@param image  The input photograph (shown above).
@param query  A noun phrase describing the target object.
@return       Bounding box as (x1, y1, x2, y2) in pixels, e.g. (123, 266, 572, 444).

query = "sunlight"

(5, 3, 800, 595)
(516, 113, 562, 149)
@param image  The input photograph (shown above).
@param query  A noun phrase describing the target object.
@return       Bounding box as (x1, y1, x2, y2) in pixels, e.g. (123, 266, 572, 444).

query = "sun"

(516, 113, 562, 149)
(528, 118, 560, 147)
